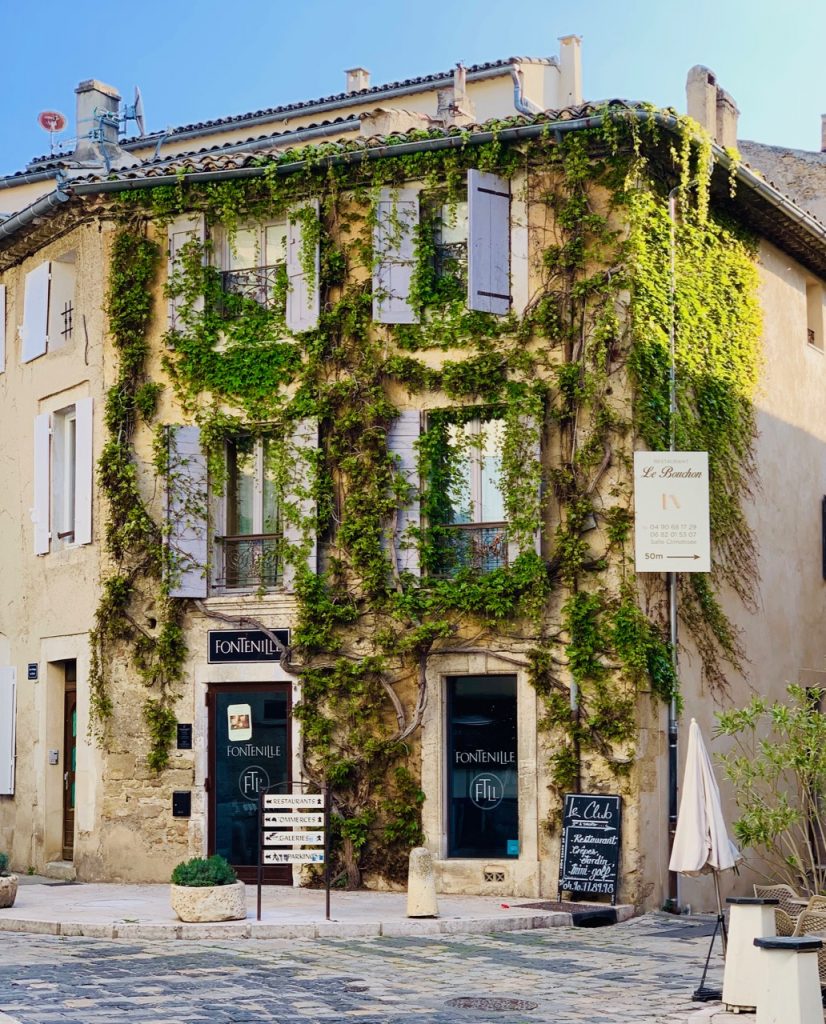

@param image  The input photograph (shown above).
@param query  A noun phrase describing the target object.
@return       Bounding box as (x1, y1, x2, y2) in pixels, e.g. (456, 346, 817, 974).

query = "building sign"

(208, 629, 290, 664)
(634, 452, 710, 572)
(558, 793, 622, 905)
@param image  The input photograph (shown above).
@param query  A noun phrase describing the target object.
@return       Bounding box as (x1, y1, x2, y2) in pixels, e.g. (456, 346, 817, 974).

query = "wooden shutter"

(0, 666, 16, 796)
(373, 188, 418, 324)
(21, 261, 50, 362)
(507, 412, 543, 564)
(0, 283, 5, 372)
(167, 214, 205, 330)
(387, 410, 421, 576)
(74, 397, 94, 546)
(281, 418, 318, 591)
(286, 200, 320, 333)
(47, 260, 76, 349)
(167, 426, 208, 598)
(33, 412, 51, 554)
(468, 170, 511, 314)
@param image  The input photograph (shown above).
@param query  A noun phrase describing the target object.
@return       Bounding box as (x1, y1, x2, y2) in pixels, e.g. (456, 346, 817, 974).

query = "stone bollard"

(406, 846, 439, 918)
(723, 897, 779, 1011)
(753, 936, 823, 1024)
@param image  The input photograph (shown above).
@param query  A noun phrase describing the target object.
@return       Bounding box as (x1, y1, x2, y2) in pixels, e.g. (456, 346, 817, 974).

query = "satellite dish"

(134, 86, 146, 136)
(38, 110, 67, 133)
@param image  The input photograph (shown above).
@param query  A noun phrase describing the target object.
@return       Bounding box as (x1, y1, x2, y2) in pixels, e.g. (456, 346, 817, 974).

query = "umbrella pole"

(713, 870, 728, 956)
(692, 872, 728, 1002)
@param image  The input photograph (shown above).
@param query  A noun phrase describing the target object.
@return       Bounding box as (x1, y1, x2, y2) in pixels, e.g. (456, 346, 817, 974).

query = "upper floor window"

(421, 193, 468, 302)
(32, 397, 93, 555)
(219, 224, 287, 316)
(807, 281, 824, 351)
(20, 253, 77, 363)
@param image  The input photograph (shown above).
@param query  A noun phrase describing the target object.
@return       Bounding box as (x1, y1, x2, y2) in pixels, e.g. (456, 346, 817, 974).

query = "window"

(52, 408, 77, 543)
(422, 192, 468, 300)
(430, 416, 508, 574)
(32, 398, 93, 554)
(447, 675, 519, 859)
(20, 254, 77, 362)
(219, 224, 287, 316)
(216, 437, 279, 590)
(807, 281, 824, 351)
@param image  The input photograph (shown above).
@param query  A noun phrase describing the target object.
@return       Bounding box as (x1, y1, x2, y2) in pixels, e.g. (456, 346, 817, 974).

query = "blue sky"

(1, 0, 823, 177)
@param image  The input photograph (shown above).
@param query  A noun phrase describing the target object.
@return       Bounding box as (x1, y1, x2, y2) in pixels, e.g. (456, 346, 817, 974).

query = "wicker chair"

(754, 884, 804, 936)
(793, 908, 826, 987)
(806, 895, 826, 912)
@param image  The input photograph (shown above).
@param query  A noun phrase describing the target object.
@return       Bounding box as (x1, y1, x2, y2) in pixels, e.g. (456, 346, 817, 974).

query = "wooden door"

(62, 686, 77, 861)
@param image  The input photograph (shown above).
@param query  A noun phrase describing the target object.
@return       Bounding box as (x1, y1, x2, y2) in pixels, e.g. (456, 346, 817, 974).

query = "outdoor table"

(723, 897, 778, 1012)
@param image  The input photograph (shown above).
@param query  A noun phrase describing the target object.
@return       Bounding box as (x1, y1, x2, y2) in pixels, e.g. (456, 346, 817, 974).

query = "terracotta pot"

(0, 874, 18, 909)
(170, 880, 247, 923)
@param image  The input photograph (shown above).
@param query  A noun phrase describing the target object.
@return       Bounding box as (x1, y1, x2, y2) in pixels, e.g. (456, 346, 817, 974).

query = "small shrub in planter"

(170, 855, 246, 923)
(0, 852, 18, 910)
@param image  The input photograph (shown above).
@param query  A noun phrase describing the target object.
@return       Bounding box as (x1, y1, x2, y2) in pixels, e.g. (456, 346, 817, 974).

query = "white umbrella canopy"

(670, 717, 742, 876)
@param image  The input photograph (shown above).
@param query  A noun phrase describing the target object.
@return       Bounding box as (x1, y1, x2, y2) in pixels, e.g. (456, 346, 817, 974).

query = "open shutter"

(74, 397, 93, 546)
(507, 412, 543, 564)
(286, 200, 320, 333)
(33, 412, 51, 554)
(468, 170, 511, 314)
(373, 188, 418, 324)
(167, 426, 208, 598)
(282, 418, 318, 592)
(387, 410, 421, 576)
(21, 261, 50, 362)
(0, 283, 6, 372)
(167, 214, 206, 331)
(0, 667, 16, 796)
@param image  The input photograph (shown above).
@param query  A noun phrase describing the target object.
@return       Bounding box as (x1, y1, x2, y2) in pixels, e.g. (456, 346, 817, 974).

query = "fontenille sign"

(208, 628, 290, 663)
(634, 452, 711, 573)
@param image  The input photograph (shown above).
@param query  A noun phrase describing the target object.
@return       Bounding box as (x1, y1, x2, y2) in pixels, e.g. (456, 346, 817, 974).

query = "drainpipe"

(510, 67, 544, 116)
(0, 168, 60, 190)
(0, 187, 70, 240)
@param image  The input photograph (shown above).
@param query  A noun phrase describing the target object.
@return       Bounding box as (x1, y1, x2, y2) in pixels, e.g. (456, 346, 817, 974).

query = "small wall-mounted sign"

(172, 791, 192, 818)
(27, 663, 38, 681)
(176, 723, 193, 750)
(208, 629, 290, 664)
(48, 749, 59, 765)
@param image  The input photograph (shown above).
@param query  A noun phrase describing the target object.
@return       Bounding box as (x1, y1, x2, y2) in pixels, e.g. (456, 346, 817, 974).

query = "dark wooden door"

(62, 687, 77, 861)
(207, 683, 291, 884)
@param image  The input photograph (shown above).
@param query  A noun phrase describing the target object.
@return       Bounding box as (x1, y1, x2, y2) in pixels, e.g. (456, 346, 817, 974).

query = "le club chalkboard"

(558, 793, 622, 905)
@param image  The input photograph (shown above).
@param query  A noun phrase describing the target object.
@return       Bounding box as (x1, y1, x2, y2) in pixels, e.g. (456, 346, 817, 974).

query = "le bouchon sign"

(633, 452, 711, 573)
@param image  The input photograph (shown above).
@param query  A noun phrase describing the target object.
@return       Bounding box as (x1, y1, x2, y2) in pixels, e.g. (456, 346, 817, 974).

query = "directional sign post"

(634, 452, 711, 573)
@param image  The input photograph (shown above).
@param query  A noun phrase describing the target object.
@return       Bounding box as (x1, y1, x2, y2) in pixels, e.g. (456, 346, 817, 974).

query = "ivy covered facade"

(2, 68, 826, 911)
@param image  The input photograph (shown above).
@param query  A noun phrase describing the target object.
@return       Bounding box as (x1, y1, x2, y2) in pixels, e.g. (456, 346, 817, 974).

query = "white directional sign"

(634, 451, 710, 573)
(263, 793, 324, 809)
(264, 812, 324, 828)
(264, 831, 325, 846)
(263, 850, 325, 864)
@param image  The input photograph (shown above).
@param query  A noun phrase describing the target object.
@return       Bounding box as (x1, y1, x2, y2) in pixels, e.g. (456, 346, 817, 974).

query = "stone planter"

(170, 880, 247, 923)
(0, 874, 18, 909)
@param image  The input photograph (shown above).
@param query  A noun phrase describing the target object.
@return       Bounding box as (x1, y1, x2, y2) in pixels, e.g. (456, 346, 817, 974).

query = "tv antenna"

(120, 86, 146, 137)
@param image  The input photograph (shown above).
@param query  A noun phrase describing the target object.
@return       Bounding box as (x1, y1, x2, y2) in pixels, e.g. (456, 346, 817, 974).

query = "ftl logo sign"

(634, 452, 710, 573)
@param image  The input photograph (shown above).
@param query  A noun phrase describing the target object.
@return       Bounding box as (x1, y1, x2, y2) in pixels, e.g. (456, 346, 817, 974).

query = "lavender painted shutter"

(167, 426, 208, 598)
(21, 262, 50, 362)
(167, 215, 205, 331)
(0, 666, 16, 796)
(0, 284, 6, 372)
(282, 418, 318, 591)
(286, 200, 320, 333)
(33, 412, 51, 555)
(373, 188, 418, 324)
(74, 398, 94, 546)
(387, 410, 421, 576)
(468, 170, 511, 315)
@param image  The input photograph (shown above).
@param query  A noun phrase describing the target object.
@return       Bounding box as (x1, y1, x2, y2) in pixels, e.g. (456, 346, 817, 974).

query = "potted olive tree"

(170, 855, 246, 923)
(0, 853, 18, 909)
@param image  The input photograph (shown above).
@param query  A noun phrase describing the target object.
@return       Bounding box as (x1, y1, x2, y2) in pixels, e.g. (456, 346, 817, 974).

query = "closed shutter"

(468, 170, 511, 314)
(21, 261, 50, 362)
(286, 200, 320, 333)
(0, 666, 16, 796)
(47, 260, 76, 349)
(387, 410, 421, 576)
(167, 214, 206, 330)
(373, 188, 418, 324)
(74, 397, 94, 546)
(281, 418, 318, 591)
(167, 426, 208, 598)
(0, 283, 6, 372)
(507, 412, 543, 564)
(33, 412, 51, 554)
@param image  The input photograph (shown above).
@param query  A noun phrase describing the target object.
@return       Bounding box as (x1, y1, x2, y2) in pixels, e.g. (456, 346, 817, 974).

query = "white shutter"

(33, 412, 51, 554)
(47, 260, 76, 350)
(167, 214, 205, 330)
(74, 397, 94, 546)
(282, 418, 318, 591)
(0, 283, 6, 372)
(468, 170, 511, 314)
(21, 261, 50, 362)
(167, 426, 208, 599)
(510, 170, 529, 317)
(387, 410, 421, 576)
(508, 412, 543, 564)
(0, 666, 16, 796)
(373, 187, 418, 324)
(286, 200, 320, 333)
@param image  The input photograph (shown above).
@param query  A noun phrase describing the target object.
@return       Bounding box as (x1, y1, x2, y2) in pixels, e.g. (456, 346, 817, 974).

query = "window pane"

(264, 224, 287, 267)
(261, 438, 278, 535)
(228, 228, 259, 270)
(437, 200, 468, 247)
(480, 419, 506, 523)
(66, 416, 77, 534)
(447, 675, 518, 858)
(446, 422, 473, 524)
(227, 442, 255, 536)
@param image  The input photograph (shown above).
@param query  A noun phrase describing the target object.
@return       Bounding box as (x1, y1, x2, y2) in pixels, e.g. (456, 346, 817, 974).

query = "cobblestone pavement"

(0, 913, 721, 1024)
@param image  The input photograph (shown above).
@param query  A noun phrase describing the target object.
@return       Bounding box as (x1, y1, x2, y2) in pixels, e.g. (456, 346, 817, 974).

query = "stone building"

(0, 44, 825, 913)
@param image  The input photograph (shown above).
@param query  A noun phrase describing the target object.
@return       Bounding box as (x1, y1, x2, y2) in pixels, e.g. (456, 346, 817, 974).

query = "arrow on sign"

(671, 554, 701, 560)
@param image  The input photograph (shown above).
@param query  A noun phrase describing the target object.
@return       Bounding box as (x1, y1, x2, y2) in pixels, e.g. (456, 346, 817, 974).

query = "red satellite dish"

(38, 111, 67, 133)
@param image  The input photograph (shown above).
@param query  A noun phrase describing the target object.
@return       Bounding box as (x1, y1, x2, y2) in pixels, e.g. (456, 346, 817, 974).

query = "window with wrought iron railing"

(218, 223, 286, 318)
(423, 194, 468, 297)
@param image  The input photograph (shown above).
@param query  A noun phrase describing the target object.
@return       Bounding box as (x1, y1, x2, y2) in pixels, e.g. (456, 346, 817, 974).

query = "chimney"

(345, 67, 370, 94)
(558, 35, 582, 106)
(74, 79, 121, 161)
(715, 89, 739, 151)
(686, 66, 739, 148)
(821, 114, 826, 153)
(436, 64, 476, 126)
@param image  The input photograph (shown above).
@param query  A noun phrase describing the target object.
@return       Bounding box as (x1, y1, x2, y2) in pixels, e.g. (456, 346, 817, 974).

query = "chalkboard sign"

(558, 793, 622, 905)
